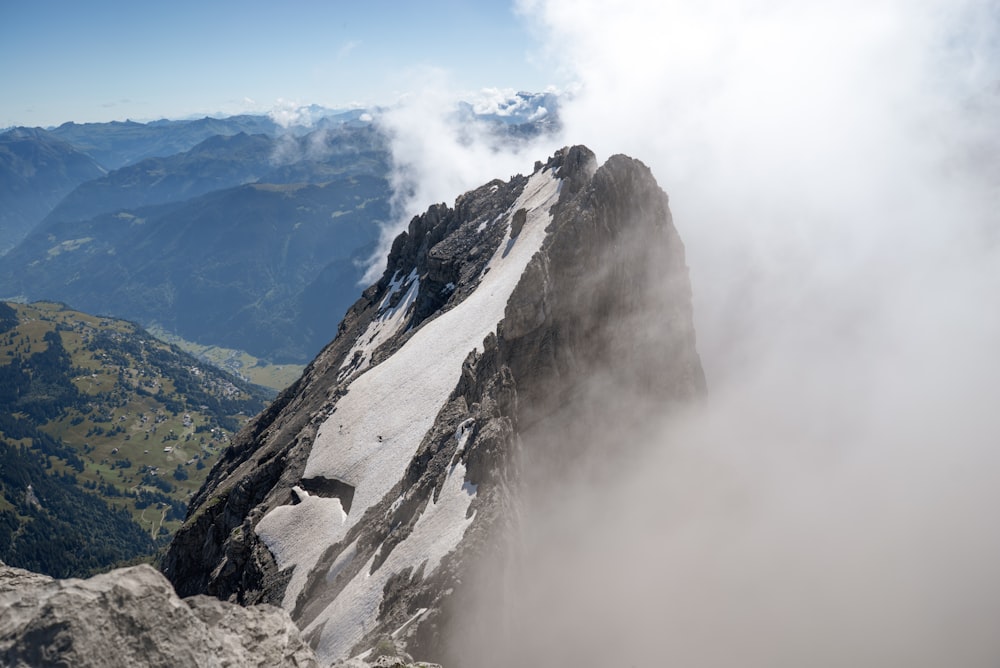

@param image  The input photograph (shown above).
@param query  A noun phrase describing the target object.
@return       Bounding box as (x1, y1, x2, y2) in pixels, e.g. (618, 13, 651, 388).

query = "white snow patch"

(256, 168, 561, 655)
(338, 269, 419, 379)
(306, 167, 557, 523)
(376, 268, 417, 312)
(307, 459, 478, 662)
(255, 491, 346, 609)
(387, 494, 405, 517)
(476, 211, 505, 234)
(392, 607, 429, 639)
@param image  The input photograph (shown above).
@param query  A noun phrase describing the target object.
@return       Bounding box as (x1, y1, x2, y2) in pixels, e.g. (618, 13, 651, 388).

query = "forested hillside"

(0, 301, 271, 576)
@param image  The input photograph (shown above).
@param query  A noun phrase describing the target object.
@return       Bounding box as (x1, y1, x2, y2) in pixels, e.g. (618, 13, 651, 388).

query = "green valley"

(0, 301, 271, 577)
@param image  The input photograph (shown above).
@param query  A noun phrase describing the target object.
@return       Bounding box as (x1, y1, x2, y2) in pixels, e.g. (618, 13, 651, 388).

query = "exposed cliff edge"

(162, 145, 706, 664)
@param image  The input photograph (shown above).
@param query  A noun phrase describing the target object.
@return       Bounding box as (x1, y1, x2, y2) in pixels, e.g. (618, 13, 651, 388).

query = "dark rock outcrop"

(163, 145, 705, 664)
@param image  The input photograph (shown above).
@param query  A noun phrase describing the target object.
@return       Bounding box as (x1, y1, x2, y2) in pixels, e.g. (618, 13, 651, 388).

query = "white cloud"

(337, 39, 361, 60)
(469, 86, 518, 115)
(361, 71, 560, 282)
(266, 98, 363, 129)
(340, 3, 1000, 663)
(430, 0, 1000, 665)
(268, 98, 305, 128)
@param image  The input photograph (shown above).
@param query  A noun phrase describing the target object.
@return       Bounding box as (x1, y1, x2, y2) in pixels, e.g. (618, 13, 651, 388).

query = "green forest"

(0, 301, 272, 577)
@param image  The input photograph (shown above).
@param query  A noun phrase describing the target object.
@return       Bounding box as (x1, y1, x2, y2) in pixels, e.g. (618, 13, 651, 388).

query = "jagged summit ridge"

(163, 145, 705, 664)
(257, 164, 563, 660)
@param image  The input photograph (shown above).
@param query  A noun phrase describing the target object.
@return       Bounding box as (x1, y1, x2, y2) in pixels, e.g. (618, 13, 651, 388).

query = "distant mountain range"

(0, 94, 559, 365)
(2, 173, 390, 363)
(0, 128, 106, 254)
(42, 131, 278, 225)
(46, 115, 283, 170)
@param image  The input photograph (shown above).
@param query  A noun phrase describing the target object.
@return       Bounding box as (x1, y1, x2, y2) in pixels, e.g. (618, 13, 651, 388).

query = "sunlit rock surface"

(0, 561, 318, 667)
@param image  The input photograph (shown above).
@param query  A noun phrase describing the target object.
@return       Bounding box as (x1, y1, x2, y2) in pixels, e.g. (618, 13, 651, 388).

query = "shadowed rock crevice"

(298, 476, 356, 513)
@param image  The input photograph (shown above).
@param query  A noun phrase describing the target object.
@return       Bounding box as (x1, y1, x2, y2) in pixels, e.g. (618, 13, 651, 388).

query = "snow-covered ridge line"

(255, 166, 562, 639)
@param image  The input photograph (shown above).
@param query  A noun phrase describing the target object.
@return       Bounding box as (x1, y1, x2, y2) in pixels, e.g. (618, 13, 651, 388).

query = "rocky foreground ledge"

(0, 561, 440, 667)
(0, 560, 317, 667)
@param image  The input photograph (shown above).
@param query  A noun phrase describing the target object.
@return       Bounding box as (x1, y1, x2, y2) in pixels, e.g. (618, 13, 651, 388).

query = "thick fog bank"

(378, 1, 1000, 664)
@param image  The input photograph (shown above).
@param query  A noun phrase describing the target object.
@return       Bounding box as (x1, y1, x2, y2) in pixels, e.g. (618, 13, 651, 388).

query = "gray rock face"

(0, 561, 318, 668)
(162, 145, 705, 665)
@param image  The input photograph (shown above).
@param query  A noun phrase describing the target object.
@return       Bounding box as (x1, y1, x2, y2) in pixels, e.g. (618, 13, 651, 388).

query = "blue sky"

(0, 0, 554, 127)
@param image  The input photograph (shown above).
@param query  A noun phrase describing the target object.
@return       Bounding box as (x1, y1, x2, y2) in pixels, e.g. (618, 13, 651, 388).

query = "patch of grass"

(0, 300, 268, 547)
(147, 325, 302, 392)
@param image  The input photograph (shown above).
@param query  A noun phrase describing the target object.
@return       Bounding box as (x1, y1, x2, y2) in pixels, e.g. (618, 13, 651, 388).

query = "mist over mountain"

(157, 145, 703, 665)
(0, 95, 556, 367)
(4, 4, 996, 657)
(454, 90, 561, 137)
(42, 132, 278, 225)
(2, 140, 690, 667)
(44, 123, 395, 227)
(0, 128, 106, 253)
(46, 115, 283, 170)
(0, 175, 390, 363)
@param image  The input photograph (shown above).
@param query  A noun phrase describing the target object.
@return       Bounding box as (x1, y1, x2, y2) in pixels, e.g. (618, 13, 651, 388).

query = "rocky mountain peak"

(160, 145, 705, 665)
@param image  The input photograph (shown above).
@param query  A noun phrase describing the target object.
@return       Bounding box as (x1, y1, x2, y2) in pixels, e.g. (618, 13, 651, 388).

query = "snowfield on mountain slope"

(255, 167, 561, 630)
(251, 488, 347, 613)
(337, 268, 419, 381)
(307, 440, 478, 661)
